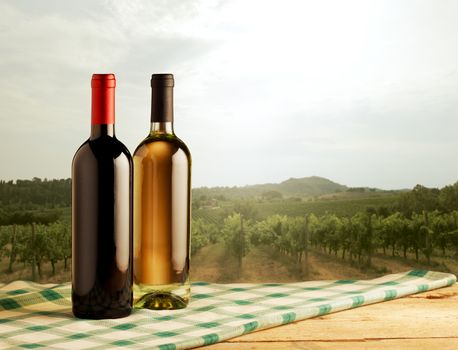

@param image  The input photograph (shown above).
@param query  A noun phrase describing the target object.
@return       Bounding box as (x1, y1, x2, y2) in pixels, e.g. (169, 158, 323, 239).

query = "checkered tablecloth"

(0, 270, 455, 349)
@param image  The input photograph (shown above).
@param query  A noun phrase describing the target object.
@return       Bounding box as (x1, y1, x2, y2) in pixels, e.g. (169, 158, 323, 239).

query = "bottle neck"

(91, 124, 115, 139)
(151, 86, 173, 123)
(91, 74, 115, 126)
(150, 74, 175, 135)
(150, 122, 174, 135)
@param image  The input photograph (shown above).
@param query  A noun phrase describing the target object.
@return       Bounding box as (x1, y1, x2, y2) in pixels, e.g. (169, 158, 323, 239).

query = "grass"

(1, 242, 455, 285)
(189, 242, 456, 283)
(0, 258, 70, 284)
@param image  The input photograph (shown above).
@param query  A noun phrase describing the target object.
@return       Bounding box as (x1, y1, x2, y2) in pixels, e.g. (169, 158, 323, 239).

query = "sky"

(1, 0, 458, 189)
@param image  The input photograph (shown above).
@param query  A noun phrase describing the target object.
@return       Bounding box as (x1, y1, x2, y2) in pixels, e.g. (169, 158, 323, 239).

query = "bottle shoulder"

(73, 136, 132, 165)
(72, 139, 91, 164)
(113, 137, 132, 158)
(134, 133, 191, 160)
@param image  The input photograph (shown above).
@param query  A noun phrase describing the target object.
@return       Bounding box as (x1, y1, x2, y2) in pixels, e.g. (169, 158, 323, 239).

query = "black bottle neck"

(90, 124, 115, 139)
(151, 85, 174, 123)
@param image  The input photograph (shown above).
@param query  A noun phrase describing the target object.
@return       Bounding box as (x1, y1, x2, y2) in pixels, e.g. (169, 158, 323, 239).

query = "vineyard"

(1, 180, 458, 282)
(192, 209, 458, 280)
(193, 194, 399, 222)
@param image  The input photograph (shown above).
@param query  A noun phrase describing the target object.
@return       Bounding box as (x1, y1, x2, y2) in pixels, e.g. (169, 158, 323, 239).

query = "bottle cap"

(91, 73, 115, 124)
(92, 74, 116, 88)
(151, 74, 174, 87)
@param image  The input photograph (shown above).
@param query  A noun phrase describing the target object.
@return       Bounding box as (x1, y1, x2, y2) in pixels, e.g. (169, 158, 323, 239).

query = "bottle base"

(72, 307, 132, 320)
(134, 291, 188, 310)
(134, 282, 190, 310)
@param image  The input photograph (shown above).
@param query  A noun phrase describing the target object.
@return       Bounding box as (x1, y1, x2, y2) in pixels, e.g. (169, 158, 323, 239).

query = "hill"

(193, 176, 349, 200)
(0, 176, 411, 211)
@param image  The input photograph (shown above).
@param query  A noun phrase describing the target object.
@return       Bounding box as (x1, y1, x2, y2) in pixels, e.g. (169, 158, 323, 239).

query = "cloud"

(0, 0, 220, 180)
(0, 0, 458, 189)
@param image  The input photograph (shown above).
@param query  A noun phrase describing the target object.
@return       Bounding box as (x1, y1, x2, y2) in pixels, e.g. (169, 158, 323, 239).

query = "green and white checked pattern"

(0, 270, 455, 350)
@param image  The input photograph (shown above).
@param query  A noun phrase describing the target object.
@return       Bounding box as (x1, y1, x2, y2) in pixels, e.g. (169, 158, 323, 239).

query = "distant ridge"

(192, 176, 348, 199)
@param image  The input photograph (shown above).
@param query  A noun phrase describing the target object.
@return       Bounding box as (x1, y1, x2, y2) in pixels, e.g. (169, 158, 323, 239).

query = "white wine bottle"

(133, 74, 191, 309)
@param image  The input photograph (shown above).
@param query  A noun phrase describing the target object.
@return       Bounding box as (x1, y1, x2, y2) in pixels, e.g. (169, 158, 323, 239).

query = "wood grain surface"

(204, 284, 458, 349)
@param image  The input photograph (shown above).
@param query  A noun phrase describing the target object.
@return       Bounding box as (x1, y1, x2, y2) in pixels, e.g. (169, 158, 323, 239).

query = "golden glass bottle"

(133, 74, 191, 309)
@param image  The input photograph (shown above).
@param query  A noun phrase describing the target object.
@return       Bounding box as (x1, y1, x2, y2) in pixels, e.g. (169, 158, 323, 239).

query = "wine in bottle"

(72, 73, 133, 319)
(133, 74, 191, 310)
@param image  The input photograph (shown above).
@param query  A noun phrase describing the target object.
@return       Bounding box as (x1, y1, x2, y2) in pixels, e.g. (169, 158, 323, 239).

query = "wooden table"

(205, 284, 458, 349)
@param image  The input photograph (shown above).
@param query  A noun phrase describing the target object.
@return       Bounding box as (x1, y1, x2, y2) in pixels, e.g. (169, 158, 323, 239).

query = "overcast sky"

(1, 0, 458, 189)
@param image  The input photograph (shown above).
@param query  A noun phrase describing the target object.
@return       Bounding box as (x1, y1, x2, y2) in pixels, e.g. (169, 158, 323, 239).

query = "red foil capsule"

(91, 74, 116, 125)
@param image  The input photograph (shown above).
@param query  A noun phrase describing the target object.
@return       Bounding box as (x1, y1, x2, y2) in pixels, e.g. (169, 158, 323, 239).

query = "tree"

(303, 214, 310, 277)
(62, 223, 71, 271)
(191, 219, 213, 256)
(33, 224, 49, 278)
(45, 222, 68, 275)
(430, 211, 455, 256)
(253, 215, 287, 249)
(222, 213, 251, 278)
(261, 190, 283, 201)
(7, 225, 17, 273)
(339, 217, 354, 260)
(398, 185, 440, 216)
(352, 211, 376, 267)
(285, 216, 306, 263)
(381, 212, 408, 258)
(410, 212, 429, 261)
(349, 213, 368, 264)
(317, 214, 342, 256)
(8, 210, 61, 280)
(443, 229, 458, 257)
(234, 200, 258, 221)
(439, 182, 458, 212)
(307, 214, 320, 249)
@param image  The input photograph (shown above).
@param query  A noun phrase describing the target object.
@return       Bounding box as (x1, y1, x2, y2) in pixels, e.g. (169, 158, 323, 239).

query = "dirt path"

(306, 251, 369, 280)
(239, 247, 295, 283)
(190, 244, 225, 282)
(191, 244, 378, 283)
(3, 245, 456, 285)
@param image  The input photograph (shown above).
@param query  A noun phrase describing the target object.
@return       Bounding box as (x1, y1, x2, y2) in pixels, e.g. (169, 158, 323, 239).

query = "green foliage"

(439, 183, 458, 212)
(222, 213, 251, 259)
(378, 212, 404, 256)
(45, 222, 70, 274)
(252, 214, 288, 247)
(3, 179, 458, 281)
(193, 195, 399, 227)
(191, 219, 219, 256)
(256, 196, 399, 219)
(0, 226, 11, 260)
(193, 208, 227, 225)
(233, 200, 258, 221)
(0, 220, 69, 279)
(397, 184, 441, 215)
(284, 216, 307, 259)
(1, 209, 61, 225)
(0, 178, 71, 210)
(215, 206, 458, 274)
(261, 190, 283, 200)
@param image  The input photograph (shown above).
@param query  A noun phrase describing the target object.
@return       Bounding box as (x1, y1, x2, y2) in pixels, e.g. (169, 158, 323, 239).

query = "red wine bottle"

(72, 74, 133, 319)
